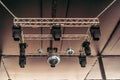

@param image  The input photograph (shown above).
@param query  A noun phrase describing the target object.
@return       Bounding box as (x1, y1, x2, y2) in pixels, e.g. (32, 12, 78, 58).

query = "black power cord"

(2, 59, 11, 80)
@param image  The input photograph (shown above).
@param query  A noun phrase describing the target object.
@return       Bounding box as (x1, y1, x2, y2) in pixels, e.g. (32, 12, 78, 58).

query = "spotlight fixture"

(19, 43, 27, 68)
(47, 54, 60, 67)
(51, 25, 61, 41)
(12, 25, 22, 41)
(82, 40, 91, 56)
(79, 54, 87, 67)
(66, 48, 75, 55)
(19, 55, 26, 68)
(90, 25, 101, 41)
(19, 43, 27, 55)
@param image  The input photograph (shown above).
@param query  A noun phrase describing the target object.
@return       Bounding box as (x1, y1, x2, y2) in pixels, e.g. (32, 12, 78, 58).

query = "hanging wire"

(0, 0, 17, 18)
(1, 58, 11, 80)
(64, 0, 70, 50)
(79, 46, 84, 55)
(49, 0, 58, 49)
(96, 0, 117, 18)
(21, 28, 25, 43)
(84, 59, 98, 80)
(51, 0, 57, 18)
(40, 0, 43, 50)
(85, 27, 92, 42)
(67, 38, 71, 48)
(57, 38, 62, 53)
(59, 0, 70, 52)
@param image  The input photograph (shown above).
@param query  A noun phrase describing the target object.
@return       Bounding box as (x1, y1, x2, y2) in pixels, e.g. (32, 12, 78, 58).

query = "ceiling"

(0, 0, 120, 80)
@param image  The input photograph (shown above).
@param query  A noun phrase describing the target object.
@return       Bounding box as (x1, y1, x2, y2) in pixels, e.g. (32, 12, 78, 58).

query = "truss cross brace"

(14, 18, 99, 27)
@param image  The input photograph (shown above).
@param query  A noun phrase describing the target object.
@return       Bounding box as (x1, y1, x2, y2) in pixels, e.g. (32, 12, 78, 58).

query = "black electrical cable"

(50, 0, 58, 48)
(84, 59, 98, 80)
(51, 0, 57, 18)
(2, 59, 11, 80)
(60, 0, 70, 51)
(40, 0, 43, 49)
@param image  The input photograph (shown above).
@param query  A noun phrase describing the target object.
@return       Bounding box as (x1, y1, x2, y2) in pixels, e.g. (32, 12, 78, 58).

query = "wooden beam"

(100, 20, 120, 55)
(98, 55, 106, 80)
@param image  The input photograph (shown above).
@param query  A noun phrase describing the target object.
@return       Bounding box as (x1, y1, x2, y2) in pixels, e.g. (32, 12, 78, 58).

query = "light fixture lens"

(79, 55, 87, 67)
(66, 48, 75, 55)
(37, 49, 43, 54)
(19, 55, 26, 68)
(51, 25, 61, 41)
(82, 41, 91, 56)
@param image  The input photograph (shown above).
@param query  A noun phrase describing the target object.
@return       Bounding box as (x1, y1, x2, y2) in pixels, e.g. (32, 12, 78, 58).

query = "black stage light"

(79, 54, 87, 67)
(12, 25, 22, 41)
(84, 46, 91, 56)
(90, 25, 101, 41)
(82, 41, 91, 56)
(19, 43, 27, 55)
(19, 55, 26, 68)
(51, 25, 61, 41)
(19, 43, 27, 68)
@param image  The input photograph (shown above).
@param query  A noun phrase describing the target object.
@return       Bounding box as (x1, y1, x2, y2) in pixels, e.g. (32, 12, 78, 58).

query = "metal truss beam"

(14, 18, 99, 27)
(23, 34, 90, 40)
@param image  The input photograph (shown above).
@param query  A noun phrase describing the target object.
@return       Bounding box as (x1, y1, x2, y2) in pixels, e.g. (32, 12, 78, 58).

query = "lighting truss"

(14, 18, 99, 27)
(23, 34, 90, 40)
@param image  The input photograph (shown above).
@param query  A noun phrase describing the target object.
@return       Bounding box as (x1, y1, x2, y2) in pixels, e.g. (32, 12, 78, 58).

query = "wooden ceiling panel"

(103, 57, 120, 79)
(102, 20, 120, 55)
(2, 57, 99, 80)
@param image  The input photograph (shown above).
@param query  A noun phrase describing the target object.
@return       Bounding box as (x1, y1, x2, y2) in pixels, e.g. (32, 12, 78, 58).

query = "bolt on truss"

(23, 34, 90, 40)
(14, 18, 99, 27)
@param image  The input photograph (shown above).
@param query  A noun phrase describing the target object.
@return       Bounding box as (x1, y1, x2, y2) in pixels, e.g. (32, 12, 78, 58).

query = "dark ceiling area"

(1, 0, 114, 17)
